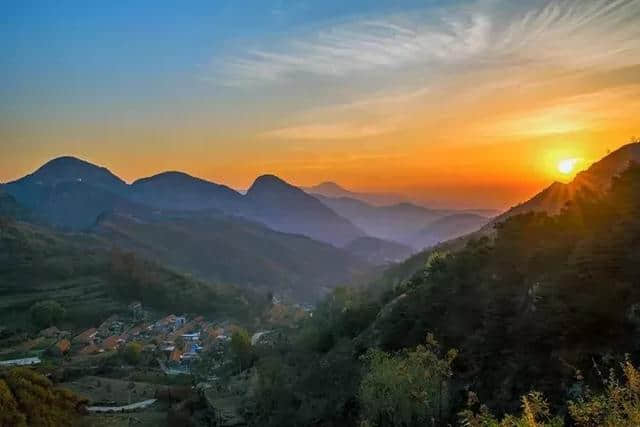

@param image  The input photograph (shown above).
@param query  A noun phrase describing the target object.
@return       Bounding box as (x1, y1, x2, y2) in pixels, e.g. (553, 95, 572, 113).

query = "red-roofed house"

(56, 339, 71, 354)
(73, 328, 97, 344)
(78, 343, 100, 355)
(101, 335, 121, 351)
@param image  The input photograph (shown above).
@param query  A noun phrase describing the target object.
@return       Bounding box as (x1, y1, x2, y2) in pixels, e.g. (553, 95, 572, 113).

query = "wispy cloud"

(217, 0, 640, 86)
(261, 118, 402, 140)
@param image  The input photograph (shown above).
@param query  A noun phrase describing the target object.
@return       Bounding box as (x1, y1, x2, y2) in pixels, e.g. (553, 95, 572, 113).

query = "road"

(86, 398, 157, 413)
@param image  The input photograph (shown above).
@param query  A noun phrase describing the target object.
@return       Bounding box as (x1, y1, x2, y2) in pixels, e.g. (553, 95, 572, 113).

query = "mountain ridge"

(2, 158, 365, 247)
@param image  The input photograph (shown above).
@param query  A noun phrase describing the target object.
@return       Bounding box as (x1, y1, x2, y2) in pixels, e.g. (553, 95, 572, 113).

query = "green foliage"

(0, 378, 27, 427)
(367, 163, 640, 410)
(568, 360, 640, 426)
(460, 391, 563, 427)
(29, 300, 65, 328)
(122, 342, 143, 365)
(461, 360, 640, 427)
(358, 335, 457, 426)
(0, 218, 266, 330)
(0, 367, 85, 426)
(231, 328, 253, 371)
(248, 163, 640, 426)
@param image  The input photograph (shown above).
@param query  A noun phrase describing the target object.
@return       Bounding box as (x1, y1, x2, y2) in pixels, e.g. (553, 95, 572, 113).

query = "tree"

(568, 360, 640, 426)
(231, 328, 253, 372)
(358, 334, 457, 426)
(1, 367, 85, 426)
(0, 379, 26, 427)
(29, 300, 65, 329)
(122, 342, 143, 365)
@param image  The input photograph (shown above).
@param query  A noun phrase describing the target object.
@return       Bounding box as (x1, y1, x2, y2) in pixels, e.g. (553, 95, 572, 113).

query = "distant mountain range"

(304, 182, 409, 206)
(314, 194, 491, 250)
(305, 181, 500, 217)
(0, 155, 509, 300)
(0, 157, 374, 300)
(3, 157, 364, 247)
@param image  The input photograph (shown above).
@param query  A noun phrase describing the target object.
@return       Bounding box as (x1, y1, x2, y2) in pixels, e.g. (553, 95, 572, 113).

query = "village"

(0, 299, 308, 426)
(2, 302, 239, 371)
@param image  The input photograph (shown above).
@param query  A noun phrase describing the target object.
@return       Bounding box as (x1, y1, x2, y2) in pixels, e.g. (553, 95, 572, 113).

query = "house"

(39, 326, 61, 338)
(78, 344, 100, 355)
(0, 357, 41, 367)
(154, 314, 177, 332)
(101, 335, 122, 351)
(169, 348, 183, 363)
(182, 332, 200, 342)
(127, 323, 148, 337)
(73, 328, 97, 344)
(175, 316, 186, 328)
(55, 339, 71, 355)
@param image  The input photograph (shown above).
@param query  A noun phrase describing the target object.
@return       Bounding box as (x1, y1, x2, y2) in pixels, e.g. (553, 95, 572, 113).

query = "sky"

(1, 0, 639, 209)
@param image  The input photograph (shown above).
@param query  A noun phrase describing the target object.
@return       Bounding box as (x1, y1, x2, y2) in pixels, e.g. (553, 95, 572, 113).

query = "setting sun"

(557, 158, 580, 175)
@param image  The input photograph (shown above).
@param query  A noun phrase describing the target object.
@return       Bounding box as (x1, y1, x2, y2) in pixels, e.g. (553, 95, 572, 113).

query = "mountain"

(5, 156, 127, 194)
(0, 217, 265, 329)
(315, 195, 482, 249)
(3, 157, 365, 247)
(244, 175, 365, 247)
(2, 157, 375, 301)
(2, 156, 143, 229)
(92, 210, 370, 301)
(409, 213, 489, 250)
(488, 142, 640, 228)
(354, 162, 640, 411)
(343, 236, 414, 265)
(0, 189, 30, 220)
(248, 160, 640, 425)
(305, 181, 409, 206)
(130, 171, 244, 212)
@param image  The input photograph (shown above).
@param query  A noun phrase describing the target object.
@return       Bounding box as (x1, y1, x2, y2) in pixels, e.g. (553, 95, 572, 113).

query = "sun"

(557, 158, 580, 175)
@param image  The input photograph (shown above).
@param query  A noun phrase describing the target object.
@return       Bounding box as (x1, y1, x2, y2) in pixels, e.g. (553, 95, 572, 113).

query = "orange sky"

(2, 0, 639, 209)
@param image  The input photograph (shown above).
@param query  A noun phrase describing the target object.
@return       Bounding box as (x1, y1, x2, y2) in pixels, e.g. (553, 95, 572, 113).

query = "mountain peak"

(12, 155, 126, 190)
(248, 174, 293, 193)
(36, 156, 105, 173)
(315, 181, 346, 191)
(133, 171, 203, 186)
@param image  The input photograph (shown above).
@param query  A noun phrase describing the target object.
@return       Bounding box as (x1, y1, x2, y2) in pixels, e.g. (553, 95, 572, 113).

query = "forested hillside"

(244, 162, 640, 426)
(93, 211, 370, 300)
(0, 218, 265, 329)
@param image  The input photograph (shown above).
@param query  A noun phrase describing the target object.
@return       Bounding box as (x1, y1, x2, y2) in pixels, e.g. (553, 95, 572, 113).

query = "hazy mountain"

(244, 175, 365, 247)
(315, 195, 482, 249)
(0, 189, 29, 220)
(487, 142, 640, 229)
(343, 236, 414, 265)
(6, 156, 128, 194)
(3, 157, 365, 246)
(130, 171, 244, 212)
(305, 181, 409, 206)
(2, 156, 146, 229)
(93, 210, 370, 300)
(409, 213, 489, 250)
(3, 180, 148, 230)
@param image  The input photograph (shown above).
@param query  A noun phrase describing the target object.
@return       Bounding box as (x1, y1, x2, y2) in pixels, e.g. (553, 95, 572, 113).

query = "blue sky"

(2, 1, 639, 209)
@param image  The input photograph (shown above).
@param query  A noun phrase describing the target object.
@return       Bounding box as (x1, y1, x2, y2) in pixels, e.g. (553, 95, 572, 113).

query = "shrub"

(29, 300, 65, 328)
